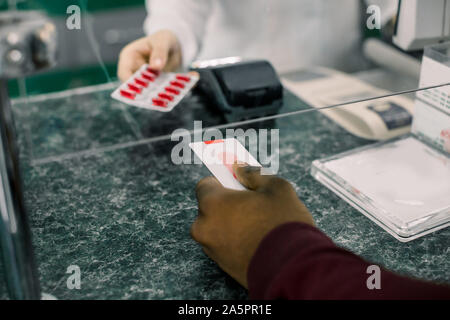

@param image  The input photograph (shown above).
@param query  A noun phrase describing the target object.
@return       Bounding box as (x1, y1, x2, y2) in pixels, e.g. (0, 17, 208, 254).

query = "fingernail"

(244, 166, 261, 174)
(152, 58, 162, 68)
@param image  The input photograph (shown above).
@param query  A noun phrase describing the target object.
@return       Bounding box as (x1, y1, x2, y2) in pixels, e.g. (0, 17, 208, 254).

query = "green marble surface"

(0, 82, 449, 299)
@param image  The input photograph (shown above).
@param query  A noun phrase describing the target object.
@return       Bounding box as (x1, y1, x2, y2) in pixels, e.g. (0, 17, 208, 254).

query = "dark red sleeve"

(247, 222, 450, 300)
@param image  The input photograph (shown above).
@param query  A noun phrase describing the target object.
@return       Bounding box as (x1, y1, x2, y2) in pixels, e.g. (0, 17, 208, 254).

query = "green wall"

(7, 64, 118, 98)
(0, 0, 144, 15)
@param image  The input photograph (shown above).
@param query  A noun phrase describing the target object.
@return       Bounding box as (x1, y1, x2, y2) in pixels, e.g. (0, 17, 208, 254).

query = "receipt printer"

(192, 60, 283, 122)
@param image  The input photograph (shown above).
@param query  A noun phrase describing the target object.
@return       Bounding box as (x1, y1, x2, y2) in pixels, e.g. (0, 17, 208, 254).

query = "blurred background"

(2, 0, 147, 97)
(2, 0, 384, 98)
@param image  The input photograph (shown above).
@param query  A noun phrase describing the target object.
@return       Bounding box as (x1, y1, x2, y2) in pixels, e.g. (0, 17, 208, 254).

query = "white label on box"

(412, 99, 450, 153)
(416, 56, 450, 114)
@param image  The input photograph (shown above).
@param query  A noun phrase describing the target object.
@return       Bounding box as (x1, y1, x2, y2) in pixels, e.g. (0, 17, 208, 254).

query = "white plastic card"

(111, 64, 199, 112)
(189, 138, 261, 190)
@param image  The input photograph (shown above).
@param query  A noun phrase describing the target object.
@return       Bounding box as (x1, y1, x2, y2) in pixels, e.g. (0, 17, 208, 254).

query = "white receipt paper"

(189, 138, 261, 190)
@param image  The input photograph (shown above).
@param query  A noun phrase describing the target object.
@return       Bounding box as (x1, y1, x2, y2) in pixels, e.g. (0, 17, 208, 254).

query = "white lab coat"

(144, 0, 397, 72)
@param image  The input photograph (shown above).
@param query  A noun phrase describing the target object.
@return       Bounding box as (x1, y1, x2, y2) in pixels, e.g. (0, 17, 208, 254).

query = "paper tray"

(311, 135, 450, 242)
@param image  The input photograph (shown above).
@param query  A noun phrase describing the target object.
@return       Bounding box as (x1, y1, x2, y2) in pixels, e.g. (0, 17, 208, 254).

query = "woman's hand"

(117, 30, 182, 82)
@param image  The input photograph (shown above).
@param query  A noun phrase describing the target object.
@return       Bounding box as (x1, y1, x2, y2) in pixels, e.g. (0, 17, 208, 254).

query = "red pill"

(152, 98, 167, 107)
(128, 83, 142, 93)
(170, 80, 185, 89)
(176, 74, 190, 82)
(120, 90, 135, 99)
(142, 72, 155, 81)
(165, 86, 180, 95)
(146, 68, 160, 76)
(158, 92, 174, 101)
(135, 78, 149, 87)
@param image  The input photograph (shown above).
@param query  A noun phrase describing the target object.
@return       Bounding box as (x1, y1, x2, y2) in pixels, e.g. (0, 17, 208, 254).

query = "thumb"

(232, 162, 272, 191)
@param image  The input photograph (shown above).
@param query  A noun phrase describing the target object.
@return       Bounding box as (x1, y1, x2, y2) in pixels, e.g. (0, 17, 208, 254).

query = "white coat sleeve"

(144, 0, 212, 69)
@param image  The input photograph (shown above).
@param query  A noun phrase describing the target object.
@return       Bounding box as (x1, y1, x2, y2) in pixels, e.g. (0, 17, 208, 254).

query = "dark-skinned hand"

(191, 163, 315, 288)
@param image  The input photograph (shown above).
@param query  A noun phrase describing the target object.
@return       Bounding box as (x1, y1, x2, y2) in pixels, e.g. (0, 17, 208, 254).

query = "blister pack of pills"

(111, 64, 199, 112)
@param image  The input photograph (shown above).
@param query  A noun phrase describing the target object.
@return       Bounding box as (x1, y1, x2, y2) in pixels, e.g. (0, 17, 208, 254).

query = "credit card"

(189, 138, 261, 190)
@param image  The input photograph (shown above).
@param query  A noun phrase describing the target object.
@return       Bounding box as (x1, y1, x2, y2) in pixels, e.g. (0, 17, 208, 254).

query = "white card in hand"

(189, 138, 261, 190)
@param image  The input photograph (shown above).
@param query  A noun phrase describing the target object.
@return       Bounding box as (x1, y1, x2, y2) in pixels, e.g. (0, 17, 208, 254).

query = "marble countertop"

(0, 76, 448, 299)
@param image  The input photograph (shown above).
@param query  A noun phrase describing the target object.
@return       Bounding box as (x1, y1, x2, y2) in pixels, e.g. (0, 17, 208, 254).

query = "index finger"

(195, 176, 224, 203)
(117, 50, 146, 82)
(117, 38, 152, 82)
